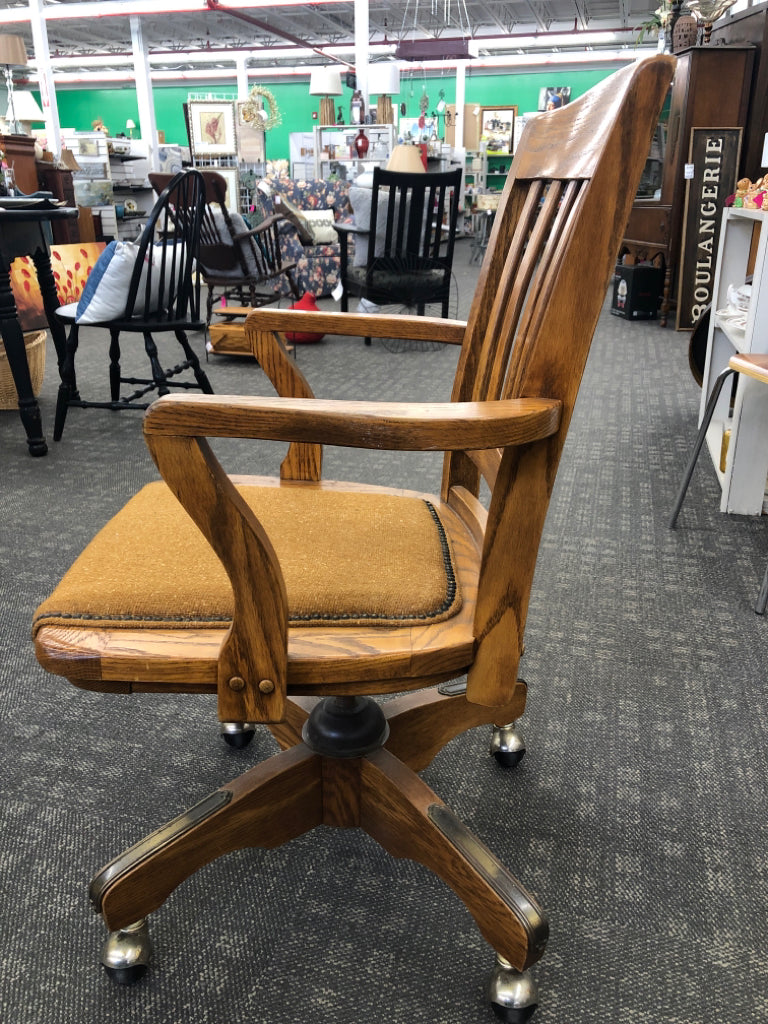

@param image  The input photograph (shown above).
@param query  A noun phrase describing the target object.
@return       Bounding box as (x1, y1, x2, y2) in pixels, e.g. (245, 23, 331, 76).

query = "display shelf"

(700, 207, 768, 514)
(313, 124, 395, 180)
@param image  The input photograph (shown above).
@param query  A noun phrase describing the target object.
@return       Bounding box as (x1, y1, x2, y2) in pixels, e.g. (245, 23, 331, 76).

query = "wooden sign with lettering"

(676, 127, 742, 331)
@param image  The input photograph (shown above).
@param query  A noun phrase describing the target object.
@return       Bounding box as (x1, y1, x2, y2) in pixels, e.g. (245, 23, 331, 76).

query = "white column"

(354, 0, 369, 108)
(236, 55, 249, 101)
(454, 62, 466, 151)
(130, 16, 159, 169)
(27, 0, 61, 157)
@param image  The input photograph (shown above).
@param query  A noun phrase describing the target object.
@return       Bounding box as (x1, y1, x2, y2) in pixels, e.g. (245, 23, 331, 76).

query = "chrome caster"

(101, 919, 151, 985)
(220, 721, 256, 749)
(490, 722, 527, 768)
(487, 954, 538, 1022)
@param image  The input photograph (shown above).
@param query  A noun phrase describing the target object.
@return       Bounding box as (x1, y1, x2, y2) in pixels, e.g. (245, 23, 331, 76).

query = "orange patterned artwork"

(10, 242, 106, 331)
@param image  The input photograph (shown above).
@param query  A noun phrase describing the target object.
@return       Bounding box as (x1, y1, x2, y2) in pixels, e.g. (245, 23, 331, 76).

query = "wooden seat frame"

(34, 57, 675, 1016)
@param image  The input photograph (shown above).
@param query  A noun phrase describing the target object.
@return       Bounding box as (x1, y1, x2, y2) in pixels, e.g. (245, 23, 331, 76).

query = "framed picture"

(187, 101, 237, 157)
(479, 106, 517, 155)
(538, 87, 571, 112)
(236, 101, 266, 163)
(212, 165, 240, 211)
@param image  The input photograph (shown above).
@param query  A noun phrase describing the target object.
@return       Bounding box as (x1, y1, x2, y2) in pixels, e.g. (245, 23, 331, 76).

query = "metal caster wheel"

(490, 722, 527, 768)
(220, 721, 256, 749)
(101, 920, 151, 985)
(487, 954, 538, 1022)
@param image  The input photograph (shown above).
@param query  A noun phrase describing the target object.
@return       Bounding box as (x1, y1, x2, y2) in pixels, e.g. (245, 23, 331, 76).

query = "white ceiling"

(0, 0, 673, 80)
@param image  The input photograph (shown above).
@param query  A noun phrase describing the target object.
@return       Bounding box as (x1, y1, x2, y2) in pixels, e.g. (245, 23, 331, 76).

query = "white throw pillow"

(75, 240, 160, 324)
(302, 208, 338, 245)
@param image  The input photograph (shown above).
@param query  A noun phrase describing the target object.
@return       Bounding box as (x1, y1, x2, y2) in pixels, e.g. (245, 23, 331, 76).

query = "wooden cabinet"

(36, 163, 79, 243)
(700, 208, 768, 515)
(620, 46, 754, 327)
(0, 133, 38, 195)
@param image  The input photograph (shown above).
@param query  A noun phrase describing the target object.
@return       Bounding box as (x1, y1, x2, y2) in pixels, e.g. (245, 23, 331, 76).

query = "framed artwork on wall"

(538, 87, 572, 112)
(479, 106, 517, 155)
(187, 101, 237, 157)
(212, 165, 240, 211)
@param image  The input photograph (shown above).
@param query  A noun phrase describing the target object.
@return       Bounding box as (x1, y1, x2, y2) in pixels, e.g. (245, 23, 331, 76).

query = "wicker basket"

(0, 329, 47, 410)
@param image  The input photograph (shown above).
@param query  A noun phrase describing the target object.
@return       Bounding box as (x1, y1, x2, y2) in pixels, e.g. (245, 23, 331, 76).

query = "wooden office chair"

(670, 351, 768, 614)
(338, 166, 463, 345)
(150, 170, 300, 326)
(53, 170, 212, 441)
(33, 57, 675, 1021)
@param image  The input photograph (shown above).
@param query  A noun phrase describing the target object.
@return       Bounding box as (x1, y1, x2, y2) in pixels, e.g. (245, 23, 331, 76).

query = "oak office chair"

(33, 57, 675, 1021)
(338, 166, 463, 344)
(53, 170, 212, 441)
(150, 170, 300, 326)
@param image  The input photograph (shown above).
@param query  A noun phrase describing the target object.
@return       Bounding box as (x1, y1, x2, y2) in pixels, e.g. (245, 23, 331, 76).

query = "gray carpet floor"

(2, 239, 768, 1023)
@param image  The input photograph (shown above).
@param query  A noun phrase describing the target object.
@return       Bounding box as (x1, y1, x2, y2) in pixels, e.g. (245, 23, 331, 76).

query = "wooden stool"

(670, 352, 768, 614)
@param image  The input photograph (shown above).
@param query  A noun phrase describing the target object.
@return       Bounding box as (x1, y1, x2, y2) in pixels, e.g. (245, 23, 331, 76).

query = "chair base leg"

(756, 560, 768, 615)
(91, 685, 544, 998)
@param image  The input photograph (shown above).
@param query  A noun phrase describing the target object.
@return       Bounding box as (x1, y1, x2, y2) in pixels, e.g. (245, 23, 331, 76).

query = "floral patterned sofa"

(256, 178, 353, 298)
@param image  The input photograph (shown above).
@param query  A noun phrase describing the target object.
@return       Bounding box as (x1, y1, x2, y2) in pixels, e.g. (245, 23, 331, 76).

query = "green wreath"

(241, 86, 282, 132)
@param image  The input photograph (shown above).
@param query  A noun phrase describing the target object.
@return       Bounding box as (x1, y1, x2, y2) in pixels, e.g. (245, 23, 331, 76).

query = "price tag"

(684, 163, 694, 179)
(331, 282, 344, 302)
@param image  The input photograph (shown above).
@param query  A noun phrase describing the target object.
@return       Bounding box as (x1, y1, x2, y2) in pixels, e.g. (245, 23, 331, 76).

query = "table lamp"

(386, 144, 425, 173)
(0, 34, 29, 135)
(309, 66, 343, 126)
(368, 63, 400, 125)
(6, 90, 43, 135)
(126, 119, 136, 139)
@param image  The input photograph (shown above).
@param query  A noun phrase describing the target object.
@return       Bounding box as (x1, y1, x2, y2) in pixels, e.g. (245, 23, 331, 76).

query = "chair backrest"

(126, 169, 205, 324)
(151, 170, 283, 282)
(367, 165, 463, 275)
(439, 55, 676, 705)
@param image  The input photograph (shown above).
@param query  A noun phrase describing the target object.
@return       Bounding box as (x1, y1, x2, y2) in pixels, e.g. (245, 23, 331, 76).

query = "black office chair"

(337, 166, 463, 346)
(53, 169, 212, 441)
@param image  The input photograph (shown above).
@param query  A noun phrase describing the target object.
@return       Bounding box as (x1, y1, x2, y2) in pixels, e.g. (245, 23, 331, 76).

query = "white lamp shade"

(386, 144, 425, 174)
(126, 119, 136, 130)
(368, 63, 400, 97)
(7, 90, 44, 123)
(309, 66, 342, 97)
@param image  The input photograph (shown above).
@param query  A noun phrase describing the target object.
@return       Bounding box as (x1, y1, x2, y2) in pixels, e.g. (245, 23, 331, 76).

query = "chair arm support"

(144, 394, 562, 453)
(245, 308, 467, 346)
(231, 212, 284, 241)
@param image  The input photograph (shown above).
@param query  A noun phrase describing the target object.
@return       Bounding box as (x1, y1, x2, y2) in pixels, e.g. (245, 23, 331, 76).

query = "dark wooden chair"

(150, 170, 300, 326)
(53, 169, 212, 441)
(338, 165, 463, 344)
(33, 57, 675, 1021)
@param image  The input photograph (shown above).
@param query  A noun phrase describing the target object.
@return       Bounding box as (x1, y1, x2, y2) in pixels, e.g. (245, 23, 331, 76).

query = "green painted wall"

(52, 65, 614, 160)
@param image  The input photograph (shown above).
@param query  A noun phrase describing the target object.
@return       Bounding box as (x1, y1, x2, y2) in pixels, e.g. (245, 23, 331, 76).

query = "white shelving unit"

(700, 208, 768, 515)
(313, 124, 396, 181)
(107, 138, 154, 241)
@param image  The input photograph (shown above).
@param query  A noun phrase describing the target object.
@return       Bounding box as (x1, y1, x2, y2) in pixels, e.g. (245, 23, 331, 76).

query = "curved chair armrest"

(246, 308, 467, 346)
(145, 393, 562, 453)
(334, 221, 368, 236)
(231, 212, 285, 241)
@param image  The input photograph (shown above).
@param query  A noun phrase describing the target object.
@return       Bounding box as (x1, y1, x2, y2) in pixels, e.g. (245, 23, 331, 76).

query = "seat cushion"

(33, 481, 462, 633)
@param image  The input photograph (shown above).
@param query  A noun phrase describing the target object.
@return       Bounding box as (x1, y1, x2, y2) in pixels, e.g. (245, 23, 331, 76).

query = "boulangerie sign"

(676, 127, 742, 331)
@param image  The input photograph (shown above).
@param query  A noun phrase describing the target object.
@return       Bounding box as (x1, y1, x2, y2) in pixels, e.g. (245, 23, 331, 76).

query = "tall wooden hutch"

(620, 46, 754, 327)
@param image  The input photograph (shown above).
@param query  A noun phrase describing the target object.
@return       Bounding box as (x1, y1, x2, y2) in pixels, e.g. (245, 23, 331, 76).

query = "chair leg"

(756, 558, 768, 615)
(359, 747, 548, 972)
(175, 329, 214, 394)
(109, 329, 122, 403)
(143, 331, 170, 397)
(669, 366, 736, 529)
(53, 323, 80, 442)
(92, 743, 323, 932)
